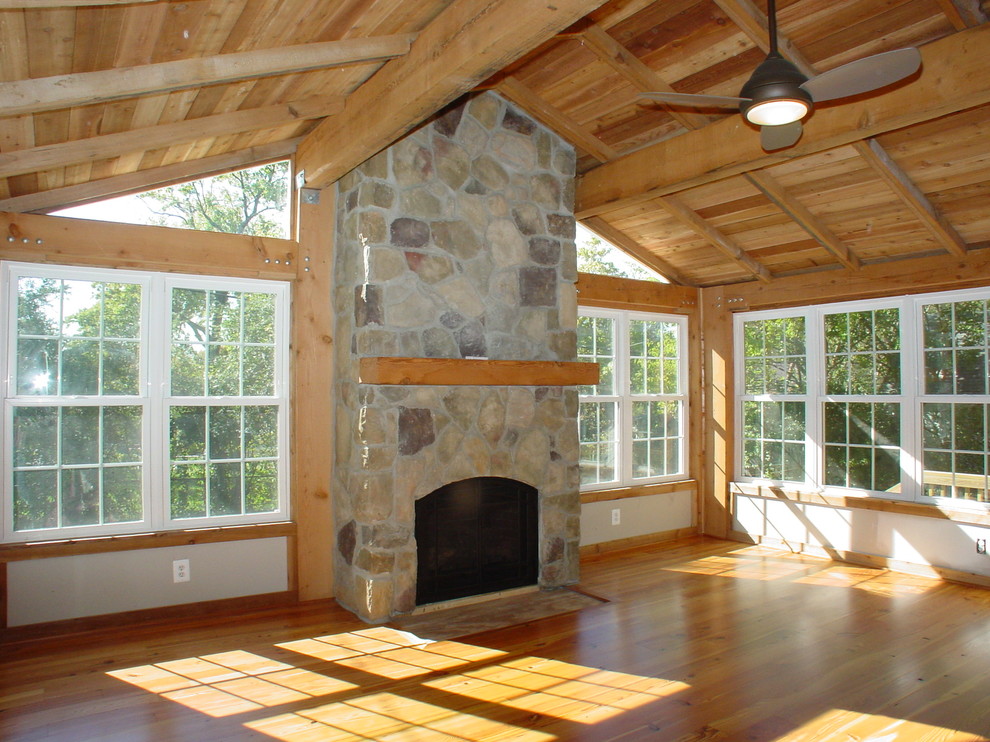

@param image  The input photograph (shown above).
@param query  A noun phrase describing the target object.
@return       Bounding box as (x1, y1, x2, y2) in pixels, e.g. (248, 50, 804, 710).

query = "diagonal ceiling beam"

(0, 95, 341, 180)
(296, 0, 608, 190)
(851, 139, 968, 257)
(721, 2, 965, 259)
(712, 0, 816, 77)
(935, 0, 987, 29)
(578, 23, 709, 131)
(581, 215, 693, 285)
(576, 24, 990, 218)
(0, 35, 413, 118)
(658, 195, 772, 283)
(497, 76, 618, 162)
(0, 140, 299, 214)
(745, 171, 862, 270)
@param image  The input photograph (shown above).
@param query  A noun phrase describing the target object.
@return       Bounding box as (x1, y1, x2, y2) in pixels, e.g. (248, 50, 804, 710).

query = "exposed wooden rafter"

(576, 24, 990, 218)
(0, 36, 414, 117)
(0, 140, 299, 214)
(745, 171, 862, 270)
(935, 0, 988, 29)
(712, 0, 816, 76)
(296, 0, 609, 190)
(0, 96, 341, 181)
(496, 76, 618, 162)
(852, 139, 968, 257)
(578, 23, 709, 131)
(658, 195, 772, 283)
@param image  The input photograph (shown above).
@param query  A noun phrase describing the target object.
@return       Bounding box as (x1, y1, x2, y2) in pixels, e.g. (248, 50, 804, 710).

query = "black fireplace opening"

(415, 477, 539, 606)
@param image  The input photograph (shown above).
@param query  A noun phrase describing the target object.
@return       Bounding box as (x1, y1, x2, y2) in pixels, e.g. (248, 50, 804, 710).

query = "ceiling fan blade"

(639, 91, 748, 109)
(800, 47, 921, 103)
(761, 120, 802, 150)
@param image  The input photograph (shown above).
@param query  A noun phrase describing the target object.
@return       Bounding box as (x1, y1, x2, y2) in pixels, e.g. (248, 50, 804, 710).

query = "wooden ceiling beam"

(718, 245, 990, 312)
(576, 24, 990, 218)
(581, 215, 694, 285)
(0, 0, 156, 5)
(497, 76, 618, 162)
(744, 171, 861, 270)
(935, 0, 987, 29)
(720, 1, 966, 262)
(0, 139, 299, 214)
(578, 23, 709, 131)
(0, 96, 340, 180)
(852, 139, 968, 257)
(0, 35, 413, 118)
(712, 0, 816, 77)
(296, 0, 607, 190)
(658, 195, 772, 283)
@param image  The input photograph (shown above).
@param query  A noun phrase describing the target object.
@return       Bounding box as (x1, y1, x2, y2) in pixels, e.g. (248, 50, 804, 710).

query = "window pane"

(61, 339, 100, 395)
(210, 462, 242, 516)
(246, 461, 278, 513)
(577, 316, 616, 396)
(826, 309, 901, 395)
(245, 406, 279, 458)
(171, 406, 206, 460)
(62, 406, 99, 464)
(823, 402, 901, 492)
(172, 343, 206, 396)
(171, 464, 206, 518)
(104, 406, 142, 463)
(13, 407, 57, 467)
(244, 346, 275, 396)
(172, 288, 207, 342)
(103, 466, 143, 523)
(14, 470, 57, 531)
(61, 468, 100, 526)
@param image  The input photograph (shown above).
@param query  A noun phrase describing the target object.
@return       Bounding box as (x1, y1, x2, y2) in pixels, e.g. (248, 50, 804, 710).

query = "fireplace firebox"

(415, 477, 539, 605)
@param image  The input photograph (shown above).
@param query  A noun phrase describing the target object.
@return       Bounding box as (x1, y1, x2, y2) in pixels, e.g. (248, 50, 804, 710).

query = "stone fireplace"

(331, 91, 581, 623)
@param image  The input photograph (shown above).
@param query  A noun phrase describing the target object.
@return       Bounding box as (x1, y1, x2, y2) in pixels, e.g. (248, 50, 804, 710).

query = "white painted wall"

(734, 494, 990, 578)
(580, 489, 694, 546)
(6, 538, 289, 626)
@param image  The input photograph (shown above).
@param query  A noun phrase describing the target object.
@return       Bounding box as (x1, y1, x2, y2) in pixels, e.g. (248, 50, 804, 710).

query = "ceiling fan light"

(744, 98, 809, 126)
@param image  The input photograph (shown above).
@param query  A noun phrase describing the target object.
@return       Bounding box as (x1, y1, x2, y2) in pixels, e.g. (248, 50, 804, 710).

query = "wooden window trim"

(732, 482, 990, 527)
(0, 521, 296, 562)
(581, 479, 697, 505)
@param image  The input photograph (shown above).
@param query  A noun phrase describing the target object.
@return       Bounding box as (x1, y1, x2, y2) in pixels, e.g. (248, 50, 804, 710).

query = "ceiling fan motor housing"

(739, 53, 813, 122)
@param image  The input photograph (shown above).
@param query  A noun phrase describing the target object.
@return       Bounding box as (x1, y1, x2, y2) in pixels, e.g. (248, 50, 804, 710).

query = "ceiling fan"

(639, 0, 922, 150)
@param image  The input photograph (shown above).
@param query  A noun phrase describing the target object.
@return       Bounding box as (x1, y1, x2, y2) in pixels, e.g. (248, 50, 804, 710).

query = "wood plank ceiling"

(1, 0, 988, 288)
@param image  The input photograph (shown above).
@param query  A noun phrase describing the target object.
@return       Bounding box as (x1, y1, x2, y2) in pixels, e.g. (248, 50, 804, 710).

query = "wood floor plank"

(1, 536, 989, 741)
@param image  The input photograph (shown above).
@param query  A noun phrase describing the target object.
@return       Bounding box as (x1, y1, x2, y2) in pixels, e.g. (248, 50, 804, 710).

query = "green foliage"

(139, 161, 289, 237)
(576, 235, 658, 281)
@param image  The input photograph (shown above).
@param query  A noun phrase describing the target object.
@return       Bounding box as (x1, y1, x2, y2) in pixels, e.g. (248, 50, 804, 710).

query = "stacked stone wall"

(332, 92, 581, 623)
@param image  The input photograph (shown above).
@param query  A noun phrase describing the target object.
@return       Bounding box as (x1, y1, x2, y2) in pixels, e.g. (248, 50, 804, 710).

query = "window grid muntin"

(2, 262, 289, 543)
(920, 402, 990, 502)
(737, 288, 990, 508)
(579, 307, 687, 490)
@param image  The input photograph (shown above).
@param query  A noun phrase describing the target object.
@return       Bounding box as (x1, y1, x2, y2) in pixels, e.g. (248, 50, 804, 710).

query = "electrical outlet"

(611, 508, 621, 526)
(173, 558, 190, 583)
(977, 539, 987, 555)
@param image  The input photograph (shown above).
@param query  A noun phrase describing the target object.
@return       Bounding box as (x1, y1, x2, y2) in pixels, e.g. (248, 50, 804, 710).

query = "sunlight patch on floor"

(107, 624, 686, 740)
(773, 708, 973, 741)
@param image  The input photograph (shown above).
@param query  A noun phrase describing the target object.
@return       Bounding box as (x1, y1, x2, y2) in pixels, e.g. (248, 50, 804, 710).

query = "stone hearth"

(332, 92, 581, 623)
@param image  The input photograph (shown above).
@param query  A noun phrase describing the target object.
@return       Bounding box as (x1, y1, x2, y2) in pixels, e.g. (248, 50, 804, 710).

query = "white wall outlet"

(611, 508, 621, 526)
(977, 539, 987, 555)
(173, 558, 190, 583)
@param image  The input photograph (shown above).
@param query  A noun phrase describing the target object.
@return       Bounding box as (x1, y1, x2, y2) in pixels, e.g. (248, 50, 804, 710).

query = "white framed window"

(2, 262, 290, 542)
(735, 286, 990, 508)
(578, 307, 688, 490)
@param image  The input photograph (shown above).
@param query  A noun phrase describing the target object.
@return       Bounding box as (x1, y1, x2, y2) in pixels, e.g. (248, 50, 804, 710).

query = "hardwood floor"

(2, 536, 989, 741)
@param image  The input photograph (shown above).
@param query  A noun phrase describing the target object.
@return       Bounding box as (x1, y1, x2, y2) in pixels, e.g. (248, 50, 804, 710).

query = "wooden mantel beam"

(0, 35, 413, 118)
(576, 24, 990, 218)
(296, 0, 608, 190)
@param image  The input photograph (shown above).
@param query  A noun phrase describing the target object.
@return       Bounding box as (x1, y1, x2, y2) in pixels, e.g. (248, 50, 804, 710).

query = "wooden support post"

(700, 287, 734, 538)
(292, 187, 335, 601)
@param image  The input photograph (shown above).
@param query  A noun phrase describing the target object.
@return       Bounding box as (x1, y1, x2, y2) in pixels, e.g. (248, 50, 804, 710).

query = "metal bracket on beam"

(300, 188, 320, 205)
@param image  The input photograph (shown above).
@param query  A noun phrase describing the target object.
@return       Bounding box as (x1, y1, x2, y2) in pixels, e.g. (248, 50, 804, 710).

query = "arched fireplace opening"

(415, 477, 539, 606)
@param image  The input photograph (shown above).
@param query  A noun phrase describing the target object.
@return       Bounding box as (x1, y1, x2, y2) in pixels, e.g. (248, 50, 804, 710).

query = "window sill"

(0, 521, 297, 562)
(731, 483, 990, 527)
(581, 479, 697, 505)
